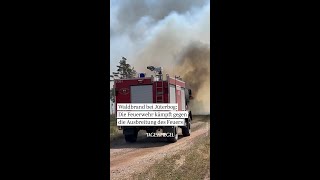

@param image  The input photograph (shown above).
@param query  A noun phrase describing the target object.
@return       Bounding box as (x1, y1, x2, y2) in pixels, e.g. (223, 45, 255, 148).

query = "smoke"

(175, 42, 210, 115)
(110, 0, 210, 115)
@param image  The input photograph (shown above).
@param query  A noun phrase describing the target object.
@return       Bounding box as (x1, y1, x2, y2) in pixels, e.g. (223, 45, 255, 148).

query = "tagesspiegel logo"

(146, 133, 175, 138)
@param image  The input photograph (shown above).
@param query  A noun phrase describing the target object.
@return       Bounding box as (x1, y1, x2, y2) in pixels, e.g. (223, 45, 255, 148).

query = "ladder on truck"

(155, 80, 164, 103)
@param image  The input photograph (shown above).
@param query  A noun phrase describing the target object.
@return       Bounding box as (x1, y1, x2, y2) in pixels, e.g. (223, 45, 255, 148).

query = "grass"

(132, 134, 210, 180)
(110, 114, 122, 141)
(192, 115, 210, 122)
(191, 115, 210, 132)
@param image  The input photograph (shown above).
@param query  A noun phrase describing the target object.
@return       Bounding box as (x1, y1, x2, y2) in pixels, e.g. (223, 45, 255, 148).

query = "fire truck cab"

(114, 66, 193, 143)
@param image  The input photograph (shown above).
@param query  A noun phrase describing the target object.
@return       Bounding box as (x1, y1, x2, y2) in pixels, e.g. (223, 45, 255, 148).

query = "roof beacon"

(138, 73, 146, 78)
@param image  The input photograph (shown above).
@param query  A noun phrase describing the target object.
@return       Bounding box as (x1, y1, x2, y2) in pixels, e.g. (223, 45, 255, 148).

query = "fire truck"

(113, 66, 193, 143)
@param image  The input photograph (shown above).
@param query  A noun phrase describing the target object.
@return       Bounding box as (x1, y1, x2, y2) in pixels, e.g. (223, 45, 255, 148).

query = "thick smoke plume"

(175, 42, 210, 115)
(111, 0, 210, 114)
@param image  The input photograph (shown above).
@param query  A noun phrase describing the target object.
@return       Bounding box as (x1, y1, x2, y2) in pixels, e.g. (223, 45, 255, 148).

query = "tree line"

(110, 57, 136, 103)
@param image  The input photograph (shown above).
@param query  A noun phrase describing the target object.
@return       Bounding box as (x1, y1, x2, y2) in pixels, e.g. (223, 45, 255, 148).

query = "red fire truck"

(114, 66, 193, 143)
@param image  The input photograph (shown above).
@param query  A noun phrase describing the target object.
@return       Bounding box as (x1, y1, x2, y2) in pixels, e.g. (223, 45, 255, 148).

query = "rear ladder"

(155, 81, 164, 103)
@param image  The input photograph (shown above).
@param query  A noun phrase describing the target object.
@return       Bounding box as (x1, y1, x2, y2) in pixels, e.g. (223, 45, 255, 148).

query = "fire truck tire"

(146, 130, 153, 134)
(167, 127, 178, 143)
(124, 129, 138, 143)
(125, 134, 137, 142)
(182, 117, 191, 136)
(146, 128, 154, 134)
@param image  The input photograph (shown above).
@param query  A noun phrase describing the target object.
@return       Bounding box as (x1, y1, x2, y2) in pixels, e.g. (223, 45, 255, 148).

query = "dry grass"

(132, 134, 210, 180)
(110, 115, 122, 141)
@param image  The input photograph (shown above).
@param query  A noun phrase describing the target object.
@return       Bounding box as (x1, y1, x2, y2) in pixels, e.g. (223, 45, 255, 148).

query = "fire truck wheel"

(146, 129, 153, 134)
(182, 117, 191, 136)
(125, 131, 138, 143)
(167, 127, 178, 143)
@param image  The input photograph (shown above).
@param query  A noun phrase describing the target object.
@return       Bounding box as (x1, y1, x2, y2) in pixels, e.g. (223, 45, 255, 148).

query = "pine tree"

(117, 57, 137, 79)
(110, 57, 136, 103)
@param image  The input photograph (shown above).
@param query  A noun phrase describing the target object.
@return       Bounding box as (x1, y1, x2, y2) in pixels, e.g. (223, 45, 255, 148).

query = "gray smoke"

(111, 0, 210, 114)
(175, 42, 210, 114)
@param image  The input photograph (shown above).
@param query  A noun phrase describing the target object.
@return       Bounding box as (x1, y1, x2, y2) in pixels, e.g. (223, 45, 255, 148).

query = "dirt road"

(110, 116, 210, 180)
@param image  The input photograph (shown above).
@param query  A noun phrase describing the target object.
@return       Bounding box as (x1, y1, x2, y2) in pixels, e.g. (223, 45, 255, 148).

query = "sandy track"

(110, 116, 210, 180)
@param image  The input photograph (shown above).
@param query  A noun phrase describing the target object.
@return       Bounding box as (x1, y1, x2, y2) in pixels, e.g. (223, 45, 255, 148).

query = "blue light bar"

(138, 73, 145, 78)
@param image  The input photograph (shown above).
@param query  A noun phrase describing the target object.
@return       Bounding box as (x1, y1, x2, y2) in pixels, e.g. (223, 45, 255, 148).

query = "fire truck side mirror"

(187, 89, 193, 100)
(185, 88, 193, 103)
